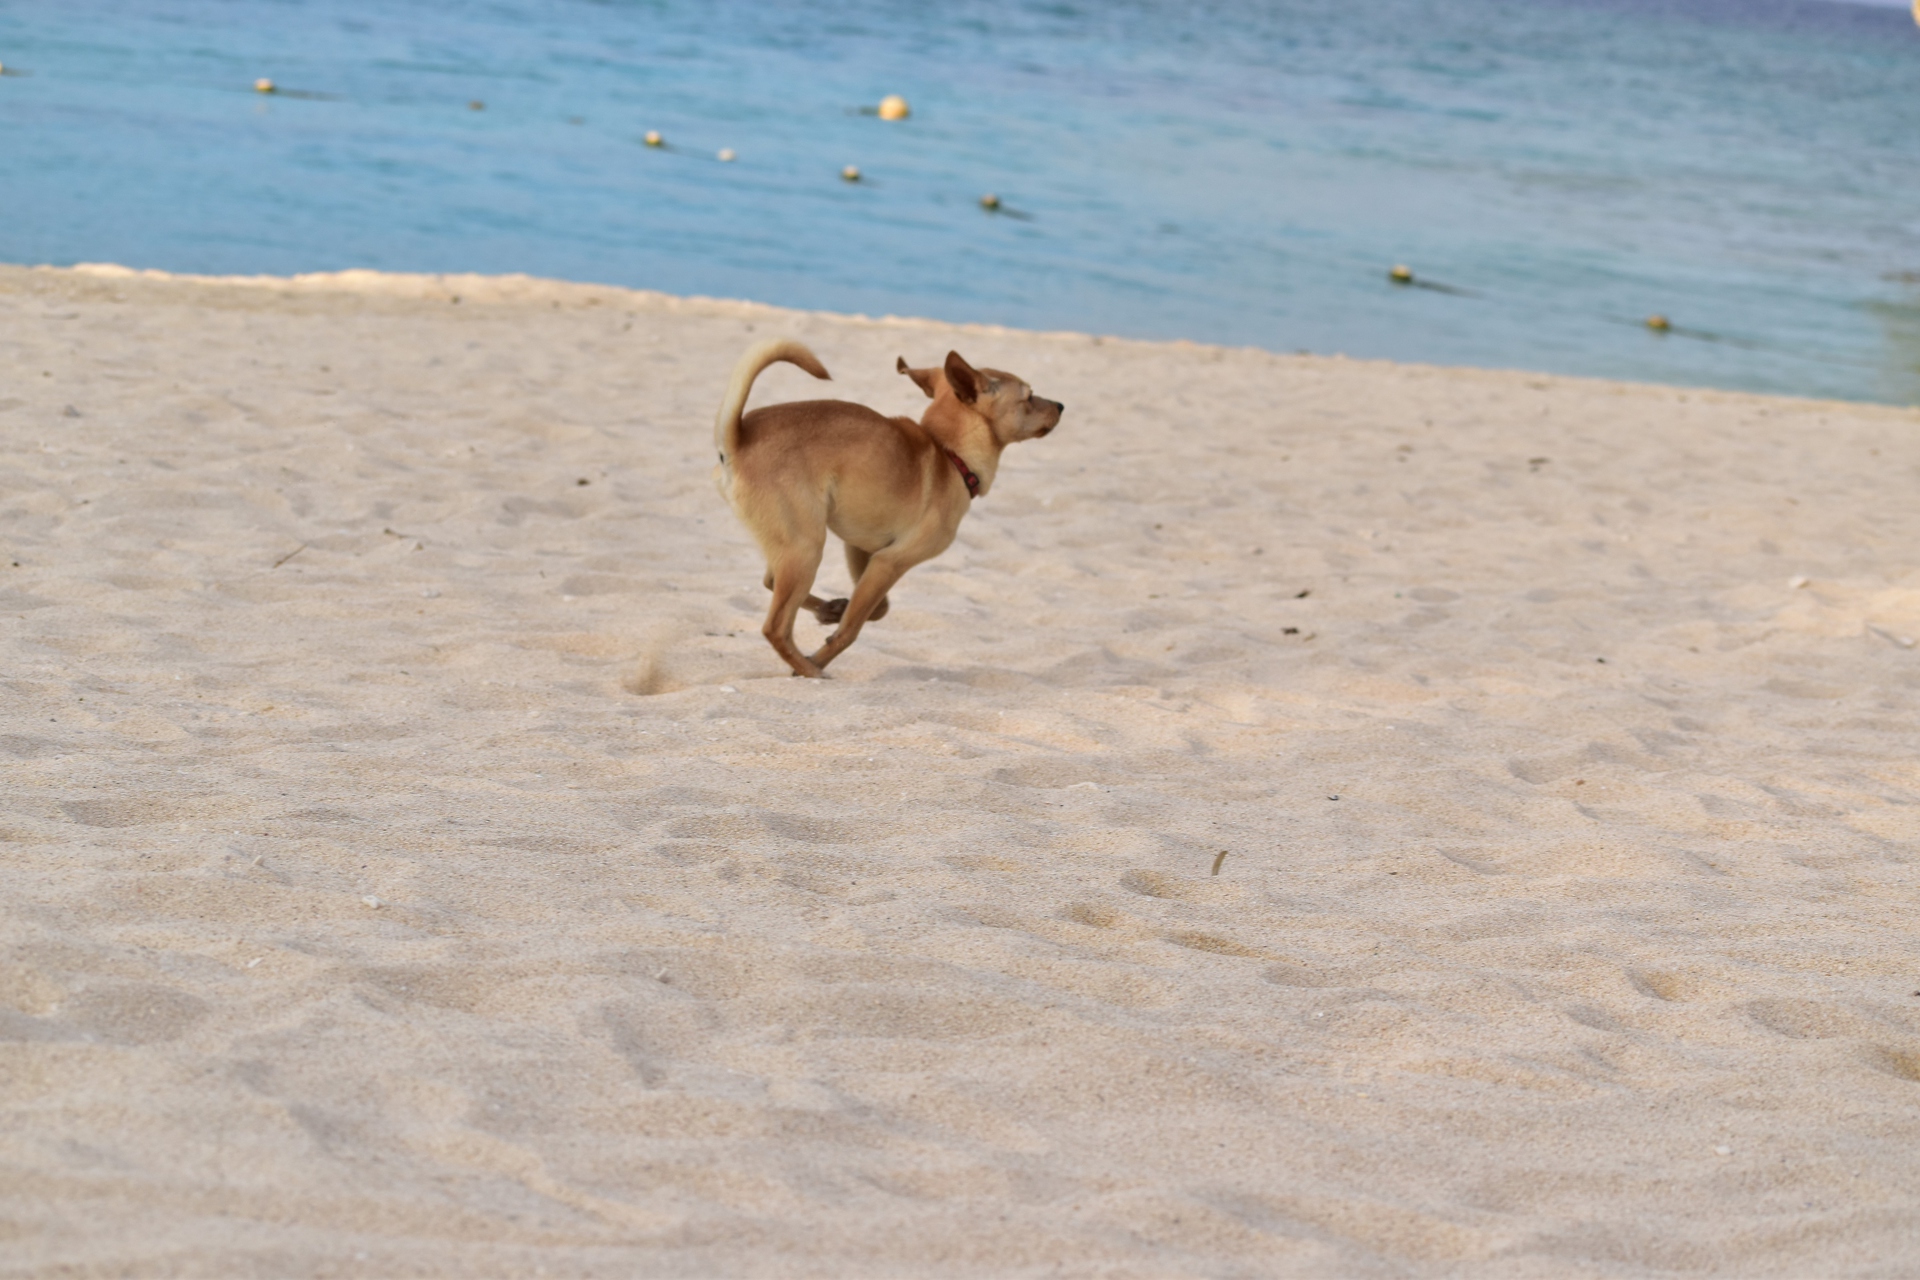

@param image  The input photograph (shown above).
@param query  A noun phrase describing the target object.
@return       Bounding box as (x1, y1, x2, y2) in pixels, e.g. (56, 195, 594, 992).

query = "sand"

(2, 261, 1918, 1277)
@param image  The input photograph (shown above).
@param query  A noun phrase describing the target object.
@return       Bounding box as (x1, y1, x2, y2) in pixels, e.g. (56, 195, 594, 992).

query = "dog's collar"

(943, 448, 981, 500)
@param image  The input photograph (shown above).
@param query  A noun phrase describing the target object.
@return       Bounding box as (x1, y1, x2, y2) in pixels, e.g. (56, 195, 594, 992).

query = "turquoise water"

(3, 0, 1918, 402)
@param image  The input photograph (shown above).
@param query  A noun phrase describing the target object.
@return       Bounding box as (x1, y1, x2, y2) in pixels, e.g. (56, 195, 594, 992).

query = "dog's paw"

(810, 597, 850, 624)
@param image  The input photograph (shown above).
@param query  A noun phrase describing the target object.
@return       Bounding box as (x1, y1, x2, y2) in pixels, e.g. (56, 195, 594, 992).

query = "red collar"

(943, 447, 981, 499)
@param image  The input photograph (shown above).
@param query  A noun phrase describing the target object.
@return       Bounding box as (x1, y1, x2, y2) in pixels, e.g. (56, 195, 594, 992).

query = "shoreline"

(3, 261, 1918, 1275)
(26, 259, 1918, 416)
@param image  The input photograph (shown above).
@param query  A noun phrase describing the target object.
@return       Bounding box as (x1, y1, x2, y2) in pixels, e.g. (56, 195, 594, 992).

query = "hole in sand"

(1062, 902, 1125, 929)
(1746, 998, 1873, 1041)
(1121, 869, 1179, 898)
(1264, 962, 1334, 988)
(946, 854, 1023, 874)
(1630, 969, 1707, 1002)
(1163, 929, 1266, 958)
(1865, 1046, 1920, 1084)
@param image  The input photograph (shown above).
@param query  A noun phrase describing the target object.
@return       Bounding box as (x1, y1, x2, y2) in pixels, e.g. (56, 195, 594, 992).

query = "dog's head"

(897, 352, 1063, 444)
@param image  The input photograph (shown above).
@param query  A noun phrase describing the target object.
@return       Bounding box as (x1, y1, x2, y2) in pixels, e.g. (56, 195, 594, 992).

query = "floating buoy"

(643, 130, 663, 147)
(717, 148, 737, 162)
(841, 165, 861, 182)
(878, 94, 910, 121)
(468, 99, 485, 111)
(1646, 313, 1671, 332)
(1389, 264, 1414, 284)
(980, 193, 1001, 211)
(254, 77, 276, 94)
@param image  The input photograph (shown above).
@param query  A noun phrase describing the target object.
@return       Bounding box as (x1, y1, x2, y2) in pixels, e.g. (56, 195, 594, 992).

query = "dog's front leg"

(805, 545, 894, 626)
(841, 544, 890, 622)
(809, 554, 912, 671)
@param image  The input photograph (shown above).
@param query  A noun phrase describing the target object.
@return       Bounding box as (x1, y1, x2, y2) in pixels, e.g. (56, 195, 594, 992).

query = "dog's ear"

(897, 356, 940, 400)
(943, 351, 979, 405)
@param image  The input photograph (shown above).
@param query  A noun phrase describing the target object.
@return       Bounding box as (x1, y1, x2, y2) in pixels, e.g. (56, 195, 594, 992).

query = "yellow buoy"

(254, 77, 276, 94)
(841, 165, 861, 182)
(643, 130, 663, 147)
(1645, 314, 1671, 332)
(878, 94, 910, 121)
(980, 193, 1001, 211)
(1389, 264, 1413, 284)
(717, 148, 736, 162)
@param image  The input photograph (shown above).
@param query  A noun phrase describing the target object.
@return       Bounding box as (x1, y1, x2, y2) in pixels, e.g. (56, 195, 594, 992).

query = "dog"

(712, 340, 1064, 677)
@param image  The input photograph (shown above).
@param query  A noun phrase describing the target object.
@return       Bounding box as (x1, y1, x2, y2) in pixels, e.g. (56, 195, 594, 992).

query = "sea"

(3, 0, 1917, 404)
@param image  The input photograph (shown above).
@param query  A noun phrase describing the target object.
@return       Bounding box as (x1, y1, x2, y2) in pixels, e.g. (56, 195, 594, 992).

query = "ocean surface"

(3, 0, 1918, 403)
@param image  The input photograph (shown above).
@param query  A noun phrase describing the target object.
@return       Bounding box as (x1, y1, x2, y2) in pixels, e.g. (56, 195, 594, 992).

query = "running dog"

(712, 340, 1063, 677)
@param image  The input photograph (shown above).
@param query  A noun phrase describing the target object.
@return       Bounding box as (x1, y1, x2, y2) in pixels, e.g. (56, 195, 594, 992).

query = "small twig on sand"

(1211, 851, 1228, 876)
(271, 542, 308, 569)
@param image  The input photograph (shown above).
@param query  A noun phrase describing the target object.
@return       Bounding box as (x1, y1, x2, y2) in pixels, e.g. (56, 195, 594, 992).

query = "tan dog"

(712, 340, 1064, 678)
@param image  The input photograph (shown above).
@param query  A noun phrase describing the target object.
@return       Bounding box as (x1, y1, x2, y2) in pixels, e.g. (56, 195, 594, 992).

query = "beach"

(3, 262, 1919, 1276)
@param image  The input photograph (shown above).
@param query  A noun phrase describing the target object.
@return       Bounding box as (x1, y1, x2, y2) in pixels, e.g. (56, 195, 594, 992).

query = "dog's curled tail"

(714, 339, 830, 464)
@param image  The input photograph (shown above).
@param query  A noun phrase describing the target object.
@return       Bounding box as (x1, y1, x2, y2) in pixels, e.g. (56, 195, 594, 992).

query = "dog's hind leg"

(762, 546, 827, 678)
(769, 570, 835, 624)
(770, 576, 839, 625)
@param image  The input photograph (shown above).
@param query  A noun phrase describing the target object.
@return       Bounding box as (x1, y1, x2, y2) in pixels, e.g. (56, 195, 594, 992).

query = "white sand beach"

(3, 262, 1918, 1277)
